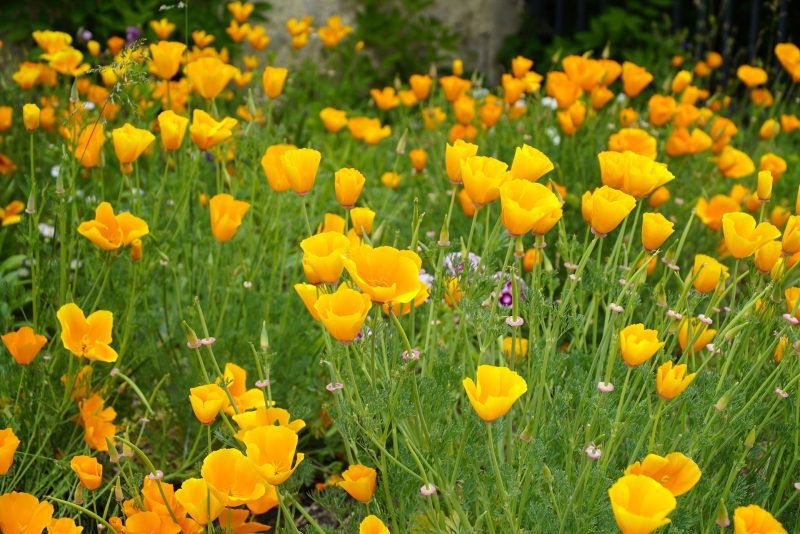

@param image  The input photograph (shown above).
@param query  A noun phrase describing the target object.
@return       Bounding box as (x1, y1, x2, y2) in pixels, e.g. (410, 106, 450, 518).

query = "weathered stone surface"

(253, 0, 523, 82)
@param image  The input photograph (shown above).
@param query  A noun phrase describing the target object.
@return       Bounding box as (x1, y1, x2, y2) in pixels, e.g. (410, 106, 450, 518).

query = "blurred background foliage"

(1, 1, 796, 88)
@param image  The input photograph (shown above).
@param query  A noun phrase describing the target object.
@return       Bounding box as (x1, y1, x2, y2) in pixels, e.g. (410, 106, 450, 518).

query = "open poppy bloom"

(608, 474, 676, 534)
(343, 245, 422, 304)
(314, 285, 372, 342)
(70, 455, 103, 490)
(656, 362, 697, 400)
(56, 303, 118, 362)
(175, 478, 224, 525)
(338, 464, 377, 503)
(78, 202, 149, 251)
(625, 452, 701, 496)
(619, 324, 664, 366)
(0, 428, 20, 475)
(0, 492, 54, 533)
(241, 425, 304, 485)
(2, 326, 47, 365)
(201, 448, 267, 506)
(462, 364, 527, 422)
(209, 194, 250, 243)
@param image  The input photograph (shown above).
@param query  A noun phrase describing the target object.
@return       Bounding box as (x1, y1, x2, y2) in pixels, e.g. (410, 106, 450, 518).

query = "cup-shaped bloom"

(608, 128, 657, 160)
(209, 194, 250, 243)
(656, 362, 697, 401)
(70, 455, 103, 490)
(157, 110, 189, 151)
(189, 110, 238, 151)
(462, 364, 527, 422)
(695, 195, 740, 231)
(343, 245, 422, 304)
(509, 144, 554, 182)
(619, 324, 664, 366)
(445, 139, 479, 184)
(295, 283, 321, 321)
(722, 212, 781, 259)
(641, 213, 674, 251)
(338, 464, 377, 503)
(625, 453, 701, 497)
(73, 122, 106, 168)
(736, 65, 768, 87)
(715, 146, 755, 179)
(733, 504, 787, 534)
(622, 61, 653, 97)
(782, 215, 800, 255)
(260, 144, 297, 193)
(409, 74, 433, 100)
(648, 94, 677, 126)
(499, 179, 562, 237)
(678, 319, 717, 353)
(175, 478, 224, 525)
(360, 515, 389, 534)
(2, 326, 47, 365)
(320, 107, 347, 133)
(461, 156, 509, 207)
(608, 474, 676, 534)
(409, 148, 427, 172)
(301, 231, 350, 284)
(281, 148, 321, 196)
(201, 448, 266, 506)
(760, 153, 787, 181)
(755, 241, 782, 273)
(232, 407, 306, 440)
(582, 186, 636, 236)
(0, 492, 54, 533)
(314, 286, 372, 342)
(112, 123, 155, 174)
(350, 207, 375, 236)
(241, 425, 304, 485)
(0, 428, 20, 475)
(57, 303, 118, 362)
(334, 168, 365, 208)
(186, 57, 237, 99)
(263, 66, 288, 99)
(78, 202, 149, 251)
(22, 103, 40, 131)
(149, 41, 186, 80)
(189, 383, 229, 425)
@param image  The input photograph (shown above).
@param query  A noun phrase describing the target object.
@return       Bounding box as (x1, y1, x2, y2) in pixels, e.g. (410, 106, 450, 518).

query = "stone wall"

(258, 0, 524, 82)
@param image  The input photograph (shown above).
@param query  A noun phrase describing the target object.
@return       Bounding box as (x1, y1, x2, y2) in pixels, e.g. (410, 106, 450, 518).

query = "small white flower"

(609, 303, 624, 313)
(541, 96, 558, 110)
(38, 223, 55, 238)
(597, 382, 615, 393)
(402, 349, 421, 361)
(783, 313, 799, 325)
(585, 444, 602, 460)
(506, 316, 524, 327)
(243, 280, 253, 289)
(775, 387, 789, 398)
(564, 262, 578, 271)
(419, 483, 437, 496)
(697, 314, 713, 325)
(146, 470, 164, 481)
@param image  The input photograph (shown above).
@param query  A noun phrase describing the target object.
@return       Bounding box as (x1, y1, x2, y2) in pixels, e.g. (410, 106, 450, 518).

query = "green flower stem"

(47, 496, 116, 531)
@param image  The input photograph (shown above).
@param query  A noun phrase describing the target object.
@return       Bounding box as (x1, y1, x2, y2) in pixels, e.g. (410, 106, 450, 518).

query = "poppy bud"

(22, 103, 40, 131)
(334, 168, 365, 208)
(641, 212, 675, 252)
(757, 170, 773, 202)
